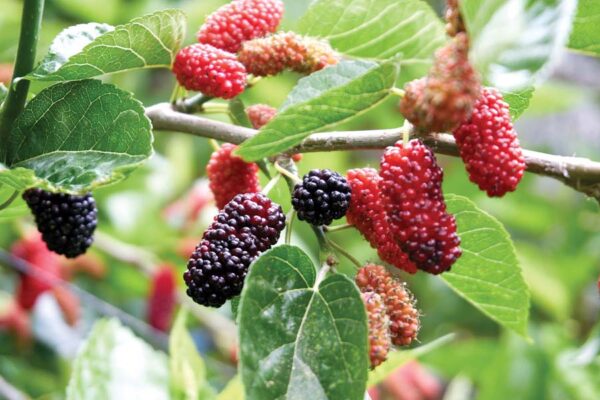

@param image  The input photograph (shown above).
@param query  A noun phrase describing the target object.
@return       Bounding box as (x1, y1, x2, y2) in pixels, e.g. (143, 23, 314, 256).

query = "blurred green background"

(0, 0, 599, 399)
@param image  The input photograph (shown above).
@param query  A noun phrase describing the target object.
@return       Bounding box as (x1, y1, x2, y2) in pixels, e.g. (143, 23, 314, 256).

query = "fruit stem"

(0, 190, 19, 211)
(209, 139, 220, 152)
(274, 161, 302, 185)
(169, 83, 182, 104)
(402, 120, 412, 146)
(175, 93, 214, 114)
(261, 173, 281, 196)
(324, 223, 353, 233)
(326, 237, 362, 269)
(390, 87, 405, 98)
(285, 210, 295, 245)
(200, 102, 230, 114)
(0, 0, 45, 163)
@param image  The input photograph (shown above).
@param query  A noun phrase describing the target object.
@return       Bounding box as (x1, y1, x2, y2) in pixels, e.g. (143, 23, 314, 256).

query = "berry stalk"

(0, 0, 45, 163)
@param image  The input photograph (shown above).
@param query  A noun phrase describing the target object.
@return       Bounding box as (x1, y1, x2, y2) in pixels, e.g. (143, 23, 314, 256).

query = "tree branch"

(145, 102, 600, 201)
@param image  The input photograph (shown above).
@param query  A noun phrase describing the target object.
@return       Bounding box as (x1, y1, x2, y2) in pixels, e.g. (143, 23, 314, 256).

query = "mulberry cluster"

(197, 0, 284, 53)
(346, 168, 417, 274)
(184, 193, 285, 307)
(445, 0, 465, 37)
(356, 264, 420, 347)
(379, 140, 461, 274)
(361, 291, 391, 368)
(292, 169, 351, 226)
(172, 44, 247, 99)
(207, 143, 261, 209)
(238, 32, 339, 77)
(400, 33, 480, 133)
(453, 88, 526, 197)
(246, 104, 277, 129)
(23, 189, 97, 258)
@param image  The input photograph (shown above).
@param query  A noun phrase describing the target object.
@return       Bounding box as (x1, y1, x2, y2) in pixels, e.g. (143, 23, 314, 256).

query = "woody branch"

(145, 102, 600, 202)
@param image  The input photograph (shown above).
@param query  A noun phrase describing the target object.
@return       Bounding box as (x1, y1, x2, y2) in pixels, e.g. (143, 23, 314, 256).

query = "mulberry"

(172, 44, 247, 99)
(292, 169, 351, 226)
(147, 265, 177, 332)
(379, 139, 461, 274)
(453, 88, 526, 197)
(197, 0, 284, 53)
(207, 143, 261, 209)
(238, 32, 339, 77)
(346, 168, 417, 274)
(361, 291, 391, 368)
(184, 193, 285, 307)
(23, 189, 97, 258)
(246, 104, 277, 129)
(445, 0, 466, 37)
(356, 264, 420, 347)
(399, 33, 480, 133)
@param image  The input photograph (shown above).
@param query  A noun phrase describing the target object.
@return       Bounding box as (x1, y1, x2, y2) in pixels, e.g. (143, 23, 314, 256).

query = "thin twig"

(146, 103, 600, 202)
(0, 190, 19, 210)
(324, 223, 354, 233)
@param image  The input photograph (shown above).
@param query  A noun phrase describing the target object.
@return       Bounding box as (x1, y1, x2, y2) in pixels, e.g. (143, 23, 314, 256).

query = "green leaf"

(503, 87, 534, 120)
(170, 311, 216, 400)
(236, 60, 397, 161)
(0, 184, 27, 222)
(27, 10, 186, 81)
(367, 334, 455, 387)
(0, 83, 7, 105)
(568, 0, 600, 56)
(239, 245, 368, 400)
(6, 79, 153, 192)
(0, 165, 40, 190)
(462, 0, 577, 91)
(228, 98, 253, 129)
(66, 319, 169, 400)
(297, 0, 445, 82)
(216, 376, 245, 400)
(441, 195, 530, 338)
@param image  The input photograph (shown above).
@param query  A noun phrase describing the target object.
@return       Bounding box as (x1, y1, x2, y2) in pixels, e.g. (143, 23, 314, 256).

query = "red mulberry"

(356, 264, 420, 347)
(207, 143, 260, 209)
(147, 264, 177, 332)
(400, 33, 480, 133)
(379, 139, 461, 274)
(238, 32, 339, 77)
(197, 0, 284, 53)
(453, 88, 526, 197)
(172, 44, 247, 99)
(246, 104, 277, 129)
(361, 291, 391, 368)
(346, 168, 417, 274)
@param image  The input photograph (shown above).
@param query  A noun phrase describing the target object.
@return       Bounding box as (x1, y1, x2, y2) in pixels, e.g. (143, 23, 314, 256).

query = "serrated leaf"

(297, 0, 445, 82)
(0, 165, 40, 190)
(462, 0, 577, 91)
(239, 245, 368, 400)
(503, 87, 535, 120)
(441, 195, 530, 338)
(66, 319, 169, 400)
(29, 23, 114, 79)
(170, 311, 216, 400)
(236, 60, 397, 161)
(27, 10, 186, 81)
(6, 79, 152, 192)
(367, 334, 455, 387)
(568, 0, 600, 57)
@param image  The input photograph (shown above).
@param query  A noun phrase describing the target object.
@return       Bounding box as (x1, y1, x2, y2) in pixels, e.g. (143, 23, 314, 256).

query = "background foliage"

(0, 0, 599, 399)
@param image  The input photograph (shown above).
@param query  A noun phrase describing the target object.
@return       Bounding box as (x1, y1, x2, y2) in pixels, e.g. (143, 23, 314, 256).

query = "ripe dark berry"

(362, 291, 391, 368)
(238, 32, 339, 77)
(346, 168, 417, 274)
(292, 169, 351, 226)
(356, 264, 420, 347)
(197, 0, 284, 53)
(379, 140, 461, 274)
(453, 88, 526, 197)
(400, 33, 480, 133)
(172, 44, 247, 99)
(207, 143, 261, 209)
(246, 104, 277, 129)
(22, 189, 97, 258)
(184, 193, 285, 307)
